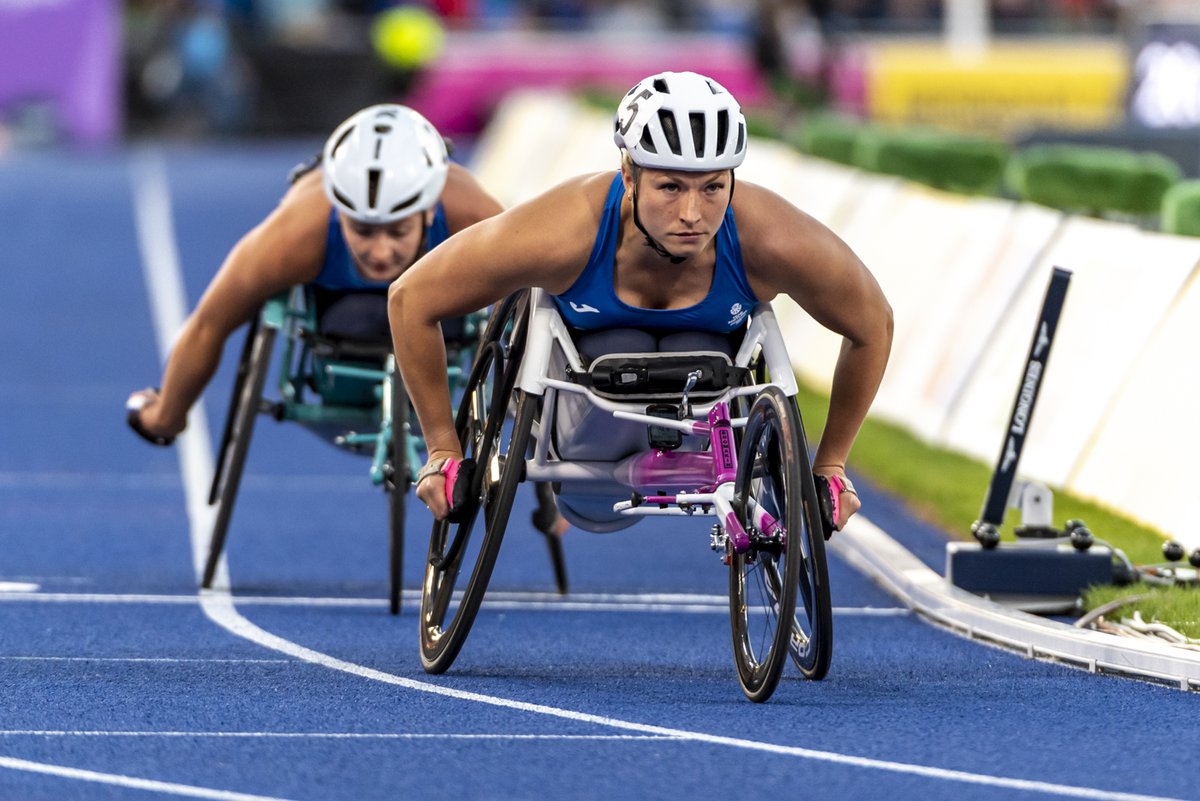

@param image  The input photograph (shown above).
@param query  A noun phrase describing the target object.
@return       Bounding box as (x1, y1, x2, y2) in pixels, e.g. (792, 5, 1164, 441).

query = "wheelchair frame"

(203, 286, 479, 614)
(419, 288, 834, 702)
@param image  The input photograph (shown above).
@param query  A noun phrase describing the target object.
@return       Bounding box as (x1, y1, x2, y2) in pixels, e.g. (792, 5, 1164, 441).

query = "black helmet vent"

(390, 191, 421, 215)
(689, 112, 706, 158)
(367, 168, 382, 209)
(332, 187, 356, 211)
(658, 110, 681, 156)
(331, 127, 354, 159)
(639, 127, 657, 154)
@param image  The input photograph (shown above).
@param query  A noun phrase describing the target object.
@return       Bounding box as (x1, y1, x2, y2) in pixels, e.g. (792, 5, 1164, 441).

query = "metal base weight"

(947, 541, 1114, 599)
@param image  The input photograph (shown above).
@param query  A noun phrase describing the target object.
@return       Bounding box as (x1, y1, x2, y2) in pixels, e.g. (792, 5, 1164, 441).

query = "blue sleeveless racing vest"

(552, 174, 758, 333)
(313, 205, 450, 290)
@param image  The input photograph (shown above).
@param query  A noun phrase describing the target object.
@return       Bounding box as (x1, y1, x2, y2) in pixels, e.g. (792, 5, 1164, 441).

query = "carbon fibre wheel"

(419, 291, 530, 673)
(384, 368, 410, 615)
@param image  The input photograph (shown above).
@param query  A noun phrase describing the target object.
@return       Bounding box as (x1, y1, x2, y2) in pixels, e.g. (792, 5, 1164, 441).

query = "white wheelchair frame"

(515, 287, 799, 525)
(418, 287, 831, 702)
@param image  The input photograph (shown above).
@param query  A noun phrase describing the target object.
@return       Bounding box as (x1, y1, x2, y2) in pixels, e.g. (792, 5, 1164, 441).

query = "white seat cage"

(509, 288, 801, 531)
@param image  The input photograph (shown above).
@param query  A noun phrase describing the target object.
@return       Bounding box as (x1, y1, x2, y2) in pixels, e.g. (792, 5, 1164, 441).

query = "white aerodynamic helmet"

(322, 104, 449, 225)
(613, 71, 747, 171)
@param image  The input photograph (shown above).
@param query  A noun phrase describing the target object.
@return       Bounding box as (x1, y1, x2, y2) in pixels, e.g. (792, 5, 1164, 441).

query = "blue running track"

(0, 142, 1195, 801)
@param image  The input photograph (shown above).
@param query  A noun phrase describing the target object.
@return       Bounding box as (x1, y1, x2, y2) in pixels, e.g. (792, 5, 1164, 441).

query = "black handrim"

(787, 399, 833, 680)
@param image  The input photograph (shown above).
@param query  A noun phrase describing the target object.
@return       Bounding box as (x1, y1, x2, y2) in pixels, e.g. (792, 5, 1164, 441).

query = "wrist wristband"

(415, 458, 450, 489)
(829, 474, 857, 496)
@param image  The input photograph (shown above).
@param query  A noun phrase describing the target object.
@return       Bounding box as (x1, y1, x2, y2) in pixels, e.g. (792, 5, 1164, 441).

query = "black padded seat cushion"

(567, 351, 748, 401)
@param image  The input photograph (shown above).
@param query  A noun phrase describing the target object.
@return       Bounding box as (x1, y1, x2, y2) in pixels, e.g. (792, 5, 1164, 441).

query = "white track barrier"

(471, 92, 1200, 548)
(777, 172, 905, 394)
(1067, 269, 1200, 545)
(861, 187, 1032, 434)
(940, 219, 1200, 491)
(914, 203, 1064, 443)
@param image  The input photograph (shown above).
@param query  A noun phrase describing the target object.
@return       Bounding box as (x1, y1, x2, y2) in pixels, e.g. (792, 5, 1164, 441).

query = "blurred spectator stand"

(0, 0, 121, 148)
(404, 29, 773, 138)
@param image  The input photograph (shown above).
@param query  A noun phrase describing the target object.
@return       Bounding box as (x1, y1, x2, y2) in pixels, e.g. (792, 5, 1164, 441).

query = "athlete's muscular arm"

(440, 162, 504, 234)
(389, 172, 607, 518)
(737, 182, 893, 527)
(130, 172, 330, 439)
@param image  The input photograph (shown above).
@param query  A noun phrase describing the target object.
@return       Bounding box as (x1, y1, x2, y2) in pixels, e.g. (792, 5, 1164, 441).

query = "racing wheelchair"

(203, 285, 482, 614)
(419, 288, 833, 702)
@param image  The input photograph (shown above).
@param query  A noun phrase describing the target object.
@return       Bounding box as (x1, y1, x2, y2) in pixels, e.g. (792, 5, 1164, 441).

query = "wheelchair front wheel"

(419, 344, 533, 673)
(729, 386, 832, 701)
(203, 320, 275, 589)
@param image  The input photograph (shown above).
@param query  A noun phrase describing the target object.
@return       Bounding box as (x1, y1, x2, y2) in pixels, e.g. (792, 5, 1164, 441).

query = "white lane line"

(0, 756, 294, 801)
(130, 151, 229, 591)
(0, 731, 681, 741)
(0, 589, 907, 616)
(0, 471, 364, 492)
(200, 593, 1192, 801)
(0, 657, 288, 664)
(133, 150, 1188, 801)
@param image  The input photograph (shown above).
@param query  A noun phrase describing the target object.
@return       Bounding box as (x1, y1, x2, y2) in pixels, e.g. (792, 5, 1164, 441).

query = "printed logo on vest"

(570, 301, 600, 314)
(727, 302, 748, 327)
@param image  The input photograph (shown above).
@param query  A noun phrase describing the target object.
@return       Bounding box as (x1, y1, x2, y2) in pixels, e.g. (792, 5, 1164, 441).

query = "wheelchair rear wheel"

(729, 386, 832, 701)
(384, 371, 410, 615)
(420, 384, 534, 671)
(419, 291, 531, 673)
(203, 318, 275, 589)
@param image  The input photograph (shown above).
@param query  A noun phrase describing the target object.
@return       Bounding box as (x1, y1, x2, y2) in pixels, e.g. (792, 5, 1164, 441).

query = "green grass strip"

(1083, 584, 1200, 640)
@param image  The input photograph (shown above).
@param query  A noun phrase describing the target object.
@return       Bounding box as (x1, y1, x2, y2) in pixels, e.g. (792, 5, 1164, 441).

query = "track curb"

(834, 516, 1200, 691)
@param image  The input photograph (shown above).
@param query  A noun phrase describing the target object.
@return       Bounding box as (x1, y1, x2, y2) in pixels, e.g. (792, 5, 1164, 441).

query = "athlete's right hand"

(415, 465, 449, 519)
(125, 388, 182, 446)
(415, 454, 474, 522)
(814, 472, 859, 539)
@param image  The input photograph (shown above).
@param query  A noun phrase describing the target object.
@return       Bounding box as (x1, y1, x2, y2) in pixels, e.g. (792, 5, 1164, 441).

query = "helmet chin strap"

(628, 172, 736, 267)
(379, 212, 430, 279)
(416, 213, 430, 260)
(630, 189, 685, 264)
(404, 212, 431, 270)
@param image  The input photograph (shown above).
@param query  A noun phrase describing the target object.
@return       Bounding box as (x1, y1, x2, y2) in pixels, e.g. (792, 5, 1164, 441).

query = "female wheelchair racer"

(388, 72, 893, 699)
(126, 103, 501, 445)
(125, 104, 567, 606)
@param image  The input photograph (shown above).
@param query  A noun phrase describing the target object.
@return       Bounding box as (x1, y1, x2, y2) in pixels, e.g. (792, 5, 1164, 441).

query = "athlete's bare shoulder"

(237, 167, 329, 281)
(511, 171, 615, 276)
(285, 168, 330, 224)
(730, 178, 868, 303)
(441, 163, 503, 232)
(576, 170, 622, 209)
(528, 170, 617, 231)
(277, 167, 329, 216)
